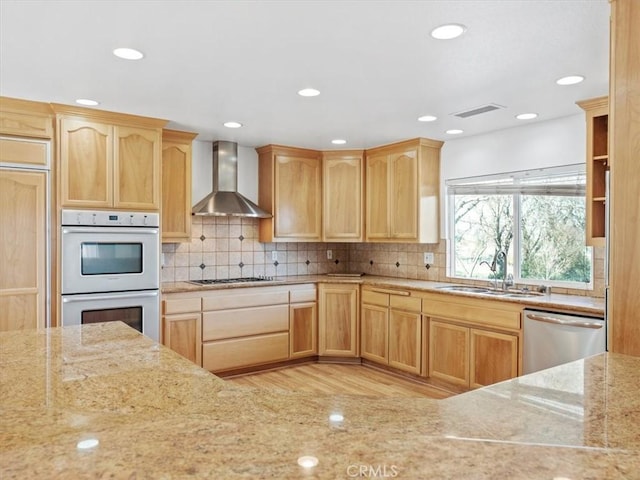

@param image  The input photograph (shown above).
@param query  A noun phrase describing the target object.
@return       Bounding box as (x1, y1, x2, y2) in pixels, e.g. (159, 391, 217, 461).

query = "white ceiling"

(0, 0, 610, 150)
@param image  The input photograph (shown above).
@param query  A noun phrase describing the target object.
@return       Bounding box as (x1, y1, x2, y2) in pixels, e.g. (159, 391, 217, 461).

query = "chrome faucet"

(480, 250, 509, 290)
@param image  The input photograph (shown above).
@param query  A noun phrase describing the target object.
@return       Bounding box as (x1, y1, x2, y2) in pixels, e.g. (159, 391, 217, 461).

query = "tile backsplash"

(162, 217, 605, 298)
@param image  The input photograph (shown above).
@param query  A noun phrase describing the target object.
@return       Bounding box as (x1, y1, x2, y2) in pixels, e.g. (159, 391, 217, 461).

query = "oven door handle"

(62, 291, 159, 303)
(62, 227, 159, 235)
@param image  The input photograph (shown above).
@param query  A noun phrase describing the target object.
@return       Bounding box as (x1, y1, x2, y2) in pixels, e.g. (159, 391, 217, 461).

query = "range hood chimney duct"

(192, 141, 271, 218)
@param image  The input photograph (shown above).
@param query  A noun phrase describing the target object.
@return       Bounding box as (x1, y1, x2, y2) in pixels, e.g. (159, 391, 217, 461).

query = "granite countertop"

(162, 274, 605, 316)
(2, 322, 638, 479)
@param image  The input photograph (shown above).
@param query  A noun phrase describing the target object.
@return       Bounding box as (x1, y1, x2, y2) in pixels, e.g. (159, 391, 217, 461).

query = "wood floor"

(225, 363, 453, 399)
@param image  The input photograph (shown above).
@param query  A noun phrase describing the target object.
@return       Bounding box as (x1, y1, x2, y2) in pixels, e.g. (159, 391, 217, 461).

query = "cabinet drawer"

(202, 304, 289, 341)
(390, 295, 421, 313)
(202, 288, 289, 310)
(202, 332, 289, 371)
(0, 110, 53, 138)
(290, 285, 316, 303)
(163, 297, 201, 315)
(0, 138, 48, 166)
(423, 296, 521, 331)
(362, 289, 389, 307)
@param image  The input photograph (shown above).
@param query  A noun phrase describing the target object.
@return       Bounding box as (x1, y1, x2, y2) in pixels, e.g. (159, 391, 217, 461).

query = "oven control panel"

(61, 209, 160, 227)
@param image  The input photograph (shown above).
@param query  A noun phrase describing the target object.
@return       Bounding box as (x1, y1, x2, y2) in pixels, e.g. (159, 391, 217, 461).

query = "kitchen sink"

(437, 285, 543, 297)
(437, 285, 491, 293)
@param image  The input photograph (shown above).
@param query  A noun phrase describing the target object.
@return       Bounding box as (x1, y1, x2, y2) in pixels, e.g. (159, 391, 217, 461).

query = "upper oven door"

(61, 226, 159, 294)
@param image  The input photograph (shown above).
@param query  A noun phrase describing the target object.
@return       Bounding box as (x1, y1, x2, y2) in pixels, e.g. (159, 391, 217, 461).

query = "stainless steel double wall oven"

(60, 209, 160, 341)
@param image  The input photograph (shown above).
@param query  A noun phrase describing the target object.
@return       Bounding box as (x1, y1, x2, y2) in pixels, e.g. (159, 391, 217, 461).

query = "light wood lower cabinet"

(202, 286, 290, 372)
(428, 318, 519, 389)
(202, 332, 289, 372)
(388, 309, 421, 374)
(470, 328, 518, 389)
(361, 303, 388, 363)
(360, 287, 422, 374)
(424, 292, 522, 390)
(428, 319, 470, 387)
(162, 296, 202, 365)
(289, 285, 317, 358)
(318, 283, 359, 357)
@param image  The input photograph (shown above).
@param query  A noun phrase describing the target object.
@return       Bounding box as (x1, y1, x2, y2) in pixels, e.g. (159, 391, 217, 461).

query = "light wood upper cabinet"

(577, 96, 608, 247)
(162, 129, 196, 242)
(257, 145, 322, 242)
(0, 97, 53, 139)
(0, 168, 47, 332)
(364, 151, 389, 239)
(53, 104, 167, 211)
(322, 150, 364, 242)
(59, 118, 113, 207)
(365, 137, 442, 243)
(114, 125, 161, 209)
(318, 283, 359, 357)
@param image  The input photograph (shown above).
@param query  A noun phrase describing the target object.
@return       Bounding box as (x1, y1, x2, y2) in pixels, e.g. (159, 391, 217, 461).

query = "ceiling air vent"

(452, 103, 505, 118)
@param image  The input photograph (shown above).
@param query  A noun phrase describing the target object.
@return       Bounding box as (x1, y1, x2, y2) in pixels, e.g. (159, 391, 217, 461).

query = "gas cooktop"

(188, 277, 274, 285)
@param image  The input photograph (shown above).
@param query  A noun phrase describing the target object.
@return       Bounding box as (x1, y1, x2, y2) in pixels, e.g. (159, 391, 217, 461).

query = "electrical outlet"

(326, 249, 333, 260)
(423, 252, 435, 264)
(272, 251, 278, 262)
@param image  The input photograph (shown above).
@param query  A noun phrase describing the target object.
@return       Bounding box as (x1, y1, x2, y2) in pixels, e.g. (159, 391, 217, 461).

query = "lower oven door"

(61, 290, 160, 342)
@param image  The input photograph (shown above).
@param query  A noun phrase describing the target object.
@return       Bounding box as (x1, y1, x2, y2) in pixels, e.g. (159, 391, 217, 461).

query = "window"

(448, 165, 592, 288)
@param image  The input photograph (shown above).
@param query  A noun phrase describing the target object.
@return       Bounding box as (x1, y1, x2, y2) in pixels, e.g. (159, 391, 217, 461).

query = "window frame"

(446, 166, 594, 290)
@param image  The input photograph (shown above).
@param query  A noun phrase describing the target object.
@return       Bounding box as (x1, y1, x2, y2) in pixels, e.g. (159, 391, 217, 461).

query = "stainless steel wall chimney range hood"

(192, 141, 271, 218)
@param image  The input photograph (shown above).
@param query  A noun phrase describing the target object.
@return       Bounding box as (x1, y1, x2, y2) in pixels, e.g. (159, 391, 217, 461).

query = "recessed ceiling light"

(223, 121, 243, 128)
(297, 456, 319, 468)
(446, 129, 464, 135)
(418, 115, 437, 122)
(430, 24, 467, 40)
(113, 47, 144, 60)
(298, 88, 320, 97)
(331, 139, 347, 145)
(75, 98, 99, 106)
(556, 75, 585, 86)
(516, 113, 538, 120)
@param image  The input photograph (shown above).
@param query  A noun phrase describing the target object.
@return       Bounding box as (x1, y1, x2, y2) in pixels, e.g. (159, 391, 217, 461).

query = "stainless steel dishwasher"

(523, 309, 606, 374)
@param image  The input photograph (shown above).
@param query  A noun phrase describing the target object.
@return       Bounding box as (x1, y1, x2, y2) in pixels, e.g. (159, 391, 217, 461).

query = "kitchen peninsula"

(1, 322, 638, 479)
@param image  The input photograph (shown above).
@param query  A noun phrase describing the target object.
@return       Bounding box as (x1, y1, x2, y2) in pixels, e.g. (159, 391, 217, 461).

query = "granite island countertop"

(163, 274, 605, 316)
(2, 322, 637, 479)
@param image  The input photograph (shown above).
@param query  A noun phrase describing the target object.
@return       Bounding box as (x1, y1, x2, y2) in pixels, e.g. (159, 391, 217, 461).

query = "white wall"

(441, 114, 585, 180)
(192, 141, 259, 206)
(439, 114, 586, 236)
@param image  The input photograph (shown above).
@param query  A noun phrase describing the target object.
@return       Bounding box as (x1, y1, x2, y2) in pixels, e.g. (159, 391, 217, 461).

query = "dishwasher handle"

(525, 313, 603, 329)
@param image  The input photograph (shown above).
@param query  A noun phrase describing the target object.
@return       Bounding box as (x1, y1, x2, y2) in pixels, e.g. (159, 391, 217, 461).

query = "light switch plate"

(272, 251, 278, 261)
(423, 252, 435, 264)
(327, 249, 333, 260)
